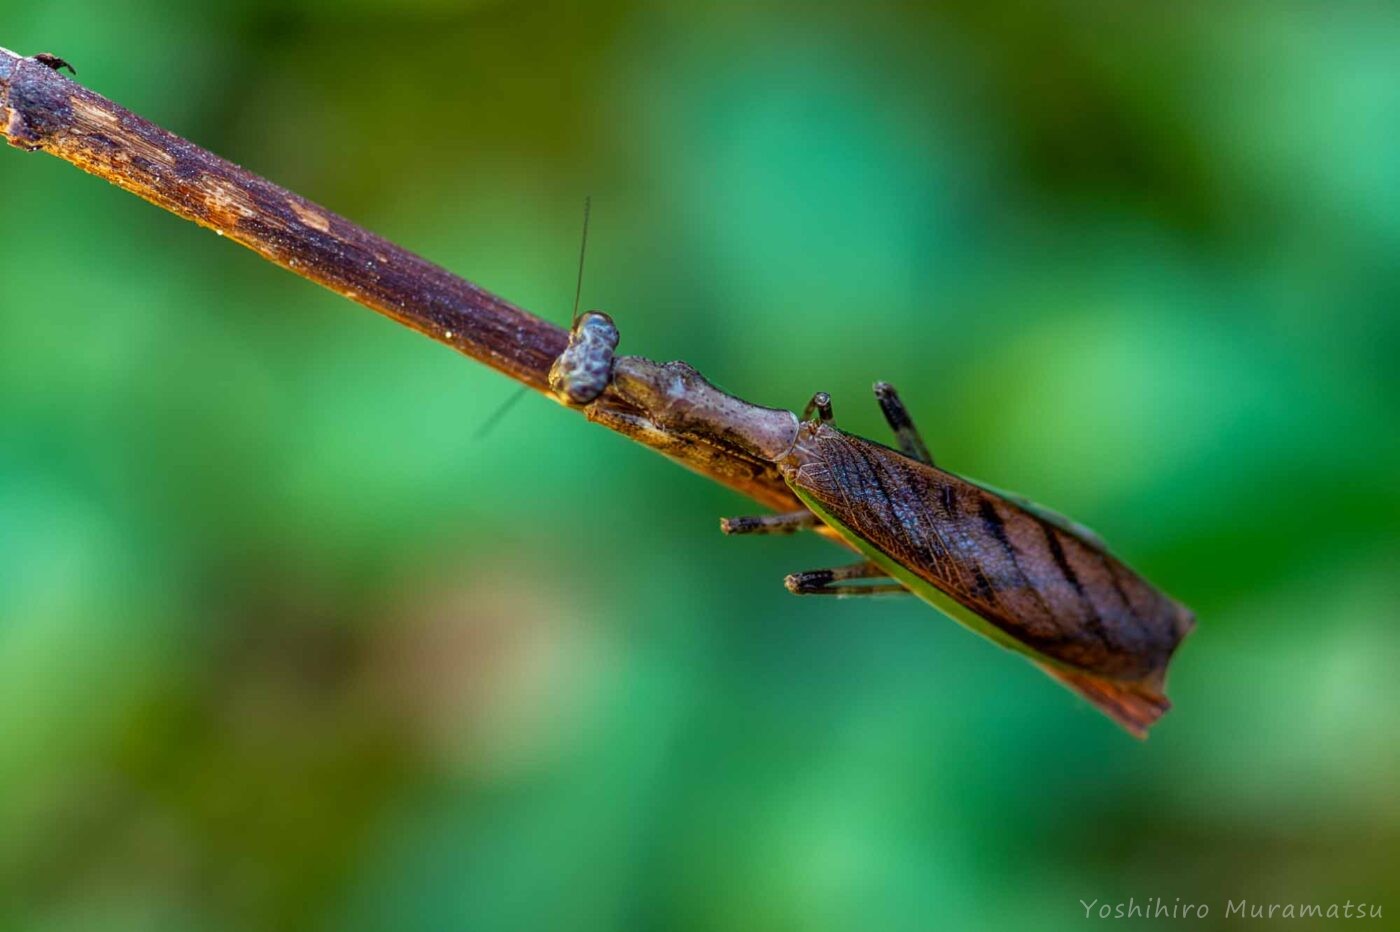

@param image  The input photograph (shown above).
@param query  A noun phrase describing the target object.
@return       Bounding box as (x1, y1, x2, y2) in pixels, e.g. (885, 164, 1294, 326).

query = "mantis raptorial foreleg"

(784, 561, 909, 597)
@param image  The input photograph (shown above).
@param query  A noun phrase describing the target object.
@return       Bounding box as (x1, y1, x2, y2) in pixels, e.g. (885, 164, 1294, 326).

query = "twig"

(0, 47, 805, 514)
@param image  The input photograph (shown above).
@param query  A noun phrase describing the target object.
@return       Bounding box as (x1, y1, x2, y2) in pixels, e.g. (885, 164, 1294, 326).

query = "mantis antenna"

(477, 197, 595, 438)
(572, 195, 591, 327)
(549, 196, 620, 406)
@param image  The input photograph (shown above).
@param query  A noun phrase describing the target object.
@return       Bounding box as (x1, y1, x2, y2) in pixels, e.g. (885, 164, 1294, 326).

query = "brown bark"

(0, 47, 804, 514)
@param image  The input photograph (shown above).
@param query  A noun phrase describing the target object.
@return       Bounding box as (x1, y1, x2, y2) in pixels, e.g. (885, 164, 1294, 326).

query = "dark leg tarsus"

(873, 381, 933, 466)
(720, 510, 818, 536)
(802, 391, 833, 424)
(785, 561, 908, 597)
(34, 53, 76, 75)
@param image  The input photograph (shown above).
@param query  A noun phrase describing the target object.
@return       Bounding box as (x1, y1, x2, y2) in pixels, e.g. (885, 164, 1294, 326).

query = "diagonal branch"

(0, 47, 804, 514)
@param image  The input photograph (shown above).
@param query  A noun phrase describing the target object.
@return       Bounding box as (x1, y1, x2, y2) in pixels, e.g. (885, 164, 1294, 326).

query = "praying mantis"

(550, 310, 1195, 737)
(0, 51, 1191, 737)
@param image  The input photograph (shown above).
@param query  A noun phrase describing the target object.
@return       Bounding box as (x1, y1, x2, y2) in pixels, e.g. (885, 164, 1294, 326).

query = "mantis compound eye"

(549, 310, 618, 405)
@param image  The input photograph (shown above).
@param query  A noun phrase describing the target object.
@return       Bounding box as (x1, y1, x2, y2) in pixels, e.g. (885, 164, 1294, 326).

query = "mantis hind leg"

(873, 382, 934, 466)
(785, 561, 909, 597)
(720, 510, 818, 535)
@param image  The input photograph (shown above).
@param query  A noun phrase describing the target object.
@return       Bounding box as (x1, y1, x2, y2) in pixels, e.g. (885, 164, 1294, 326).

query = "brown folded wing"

(779, 423, 1194, 733)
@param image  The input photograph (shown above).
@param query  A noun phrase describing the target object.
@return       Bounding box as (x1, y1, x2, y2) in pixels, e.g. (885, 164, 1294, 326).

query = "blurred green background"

(3, 2, 1398, 930)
